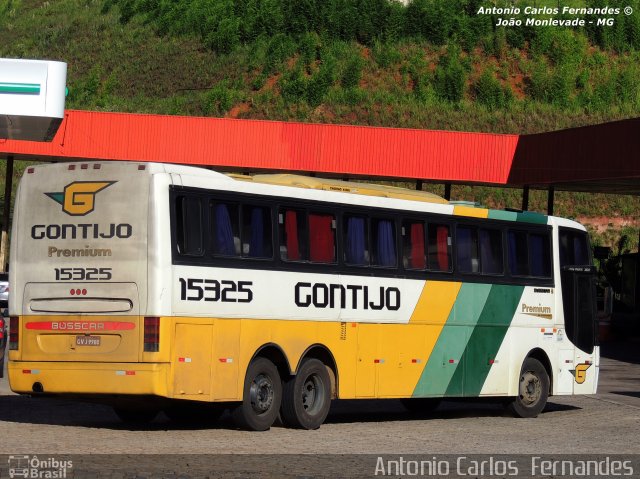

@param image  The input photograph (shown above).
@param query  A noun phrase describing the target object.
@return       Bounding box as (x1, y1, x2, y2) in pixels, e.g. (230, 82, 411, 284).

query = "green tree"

(433, 45, 466, 103)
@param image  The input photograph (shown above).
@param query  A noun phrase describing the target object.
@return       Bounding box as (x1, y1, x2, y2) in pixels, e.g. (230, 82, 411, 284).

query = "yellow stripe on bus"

(453, 205, 489, 218)
(363, 281, 463, 398)
(409, 281, 462, 325)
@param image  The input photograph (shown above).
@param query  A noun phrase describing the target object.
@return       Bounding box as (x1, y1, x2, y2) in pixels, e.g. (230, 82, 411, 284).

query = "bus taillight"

(9, 316, 19, 350)
(143, 316, 160, 352)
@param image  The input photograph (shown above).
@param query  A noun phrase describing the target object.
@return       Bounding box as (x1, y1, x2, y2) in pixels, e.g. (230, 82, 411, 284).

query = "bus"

(8, 161, 599, 430)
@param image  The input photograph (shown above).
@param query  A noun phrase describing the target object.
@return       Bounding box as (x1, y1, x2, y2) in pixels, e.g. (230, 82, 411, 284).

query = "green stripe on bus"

(487, 210, 518, 222)
(516, 211, 548, 224)
(445, 284, 525, 396)
(487, 209, 548, 224)
(412, 283, 492, 397)
(0, 82, 41, 94)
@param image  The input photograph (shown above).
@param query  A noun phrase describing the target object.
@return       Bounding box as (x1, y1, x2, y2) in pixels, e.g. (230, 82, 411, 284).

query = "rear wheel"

(507, 357, 550, 418)
(232, 357, 282, 431)
(281, 358, 332, 429)
(401, 397, 441, 414)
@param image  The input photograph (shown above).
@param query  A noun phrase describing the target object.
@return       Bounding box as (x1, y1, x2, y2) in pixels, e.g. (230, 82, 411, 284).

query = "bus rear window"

(176, 196, 203, 256)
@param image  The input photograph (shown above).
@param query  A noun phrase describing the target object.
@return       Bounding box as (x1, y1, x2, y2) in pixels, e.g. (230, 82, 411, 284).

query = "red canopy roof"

(1, 110, 638, 193)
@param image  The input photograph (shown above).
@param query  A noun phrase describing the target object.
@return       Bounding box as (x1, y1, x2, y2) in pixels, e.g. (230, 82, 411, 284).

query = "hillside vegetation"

(0, 0, 638, 251)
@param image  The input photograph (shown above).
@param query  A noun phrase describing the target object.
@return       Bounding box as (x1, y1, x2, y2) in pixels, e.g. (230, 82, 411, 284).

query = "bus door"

(559, 228, 598, 394)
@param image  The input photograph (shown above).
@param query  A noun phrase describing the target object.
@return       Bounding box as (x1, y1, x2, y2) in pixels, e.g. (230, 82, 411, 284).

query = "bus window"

(279, 209, 307, 262)
(176, 196, 203, 256)
(530, 233, 551, 277)
(479, 228, 504, 275)
(309, 212, 336, 263)
(427, 223, 451, 272)
(402, 220, 426, 270)
(242, 206, 272, 258)
(344, 215, 369, 266)
(211, 202, 240, 256)
(560, 229, 591, 267)
(508, 230, 529, 276)
(456, 225, 479, 273)
(372, 218, 396, 267)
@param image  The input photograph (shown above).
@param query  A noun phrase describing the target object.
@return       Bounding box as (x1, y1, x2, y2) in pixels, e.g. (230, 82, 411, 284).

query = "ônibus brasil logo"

(45, 181, 116, 216)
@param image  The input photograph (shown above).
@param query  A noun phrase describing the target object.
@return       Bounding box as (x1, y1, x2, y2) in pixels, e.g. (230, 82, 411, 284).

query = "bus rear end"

(8, 161, 164, 397)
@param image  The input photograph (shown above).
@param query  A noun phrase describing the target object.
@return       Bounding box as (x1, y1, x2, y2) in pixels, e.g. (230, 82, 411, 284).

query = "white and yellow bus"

(8, 161, 598, 430)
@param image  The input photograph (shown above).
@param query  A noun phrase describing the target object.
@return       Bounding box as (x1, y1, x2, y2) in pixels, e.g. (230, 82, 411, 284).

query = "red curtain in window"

(437, 225, 449, 271)
(285, 210, 300, 260)
(309, 214, 334, 262)
(410, 223, 425, 269)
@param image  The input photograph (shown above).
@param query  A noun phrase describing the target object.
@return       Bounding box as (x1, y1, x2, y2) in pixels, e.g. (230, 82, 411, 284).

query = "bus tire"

(280, 358, 331, 430)
(113, 406, 159, 425)
(508, 357, 549, 418)
(401, 397, 441, 414)
(232, 357, 282, 431)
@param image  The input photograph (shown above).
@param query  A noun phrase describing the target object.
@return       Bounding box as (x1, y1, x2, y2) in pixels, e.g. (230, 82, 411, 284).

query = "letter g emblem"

(46, 181, 116, 216)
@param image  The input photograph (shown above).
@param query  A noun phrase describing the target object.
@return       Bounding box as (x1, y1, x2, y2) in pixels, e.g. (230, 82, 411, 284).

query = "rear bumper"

(8, 361, 170, 396)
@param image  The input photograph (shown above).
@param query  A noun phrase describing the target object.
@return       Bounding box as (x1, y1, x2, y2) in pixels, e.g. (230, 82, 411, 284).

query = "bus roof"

(228, 173, 449, 205)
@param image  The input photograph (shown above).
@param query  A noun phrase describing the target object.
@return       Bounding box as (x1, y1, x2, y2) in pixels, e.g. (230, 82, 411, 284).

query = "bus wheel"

(281, 358, 331, 430)
(401, 398, 441, 414)
(508, 357, 549, 418)
(113, 406, 159, 425)
(232, 357, 282, 431)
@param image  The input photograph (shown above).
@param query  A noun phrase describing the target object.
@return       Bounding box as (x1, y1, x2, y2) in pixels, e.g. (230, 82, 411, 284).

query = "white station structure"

(0, 58, 67, 142)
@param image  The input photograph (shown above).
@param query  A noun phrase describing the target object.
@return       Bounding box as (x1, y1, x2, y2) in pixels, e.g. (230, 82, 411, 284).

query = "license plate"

(76, 335, 101, 346)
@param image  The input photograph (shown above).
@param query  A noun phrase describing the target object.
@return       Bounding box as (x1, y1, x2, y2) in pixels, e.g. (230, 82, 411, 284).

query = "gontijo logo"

(45, 181, 116, 216)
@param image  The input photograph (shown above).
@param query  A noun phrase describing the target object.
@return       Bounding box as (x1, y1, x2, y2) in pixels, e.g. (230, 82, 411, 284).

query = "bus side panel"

(146, 173, 174, 318)
(412, 283, 492, 398)
(481, 286, 557, 397)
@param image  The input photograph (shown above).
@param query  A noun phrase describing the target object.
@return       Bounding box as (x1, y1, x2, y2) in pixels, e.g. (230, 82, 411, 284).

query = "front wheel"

(507, 357, 550, 418)
(232, 357, 282, 431)
(280, 358, 332, 429)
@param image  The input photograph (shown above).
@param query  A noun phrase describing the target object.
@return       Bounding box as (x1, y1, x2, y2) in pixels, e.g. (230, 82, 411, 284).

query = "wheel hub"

(520, 371, 541, 405)
(302, 379, 317, 411)
(301, 374, 325, 414)
(250, 373, 274, 414)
